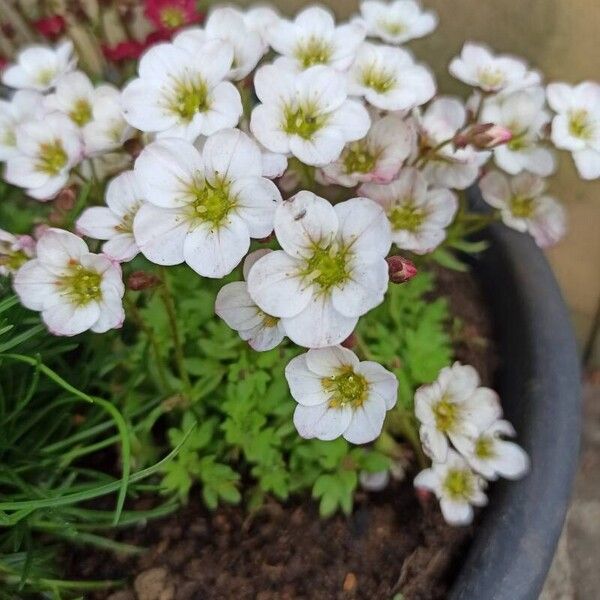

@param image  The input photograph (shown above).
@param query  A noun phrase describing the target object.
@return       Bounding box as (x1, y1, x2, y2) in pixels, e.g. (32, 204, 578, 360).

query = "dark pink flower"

(144, 0, 202, 32)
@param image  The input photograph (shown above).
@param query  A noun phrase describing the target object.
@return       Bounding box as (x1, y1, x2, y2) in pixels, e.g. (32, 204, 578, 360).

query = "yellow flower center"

(509, 195, 535, 219)
(477, 68, 505, 89)
(160, 7, 186, 28)
(58, 263, 103, 306)
(343, 141, 378, 174)
(361, 65, 396, 94)
(323, 366, 369, 409)
(433, 397, 459, 432)
(36, 140, 68, 176)
(283, 103, 328, 140)
(260, 312, 280, 328)
(568, 109, 593, 140)
(169, 78, 209, 122)
(295, 37, 333, 69)
(0, 248, 28, 272)
(443, 468, 475, 500)
(302, 243, 350, 293)
(380, 19, 406, 36)
(474, 436, 495, 460)
(187, 178, 236, 227)
(36, 67, 56, 87)
(69, 98, 93, 127)
(389, 201, 426, 232)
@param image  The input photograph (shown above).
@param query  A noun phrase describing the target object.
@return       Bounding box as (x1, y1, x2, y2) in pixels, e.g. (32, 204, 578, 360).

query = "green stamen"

(188, 178, 236, 227)
(433, 398, 459, 432)
(477, 68, 505, 89)
(323, 366, 369, 409)
(69, 98, 92, 127)
(568, 109, 592, 140)
(260, 312, 279, 328)
(388, 202, 426, 232)
(169, 78, 209, 121)
(443, 468, 475, 500)
(295, 37, 332, 69)
(161, 7, 186, 28)
(58, 263, 102, 306)
(343, 141, 378, 174)
(283, 104, 327, 139)
(380, 20, 406, 36)
(361, 66, 396, 94)
(509, 195, 535, 219)
(474, 436, 495, 460)
(303, 244, 349, 292)
(36, 141, 68, 176)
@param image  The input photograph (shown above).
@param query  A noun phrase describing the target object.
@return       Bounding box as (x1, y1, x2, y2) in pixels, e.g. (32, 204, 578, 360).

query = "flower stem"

(386, 407, 428, 470)
(158, 268, 192, 397)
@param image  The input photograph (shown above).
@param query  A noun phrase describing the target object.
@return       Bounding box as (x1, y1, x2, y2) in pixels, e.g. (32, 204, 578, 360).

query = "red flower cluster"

(33, 15, 66, 39)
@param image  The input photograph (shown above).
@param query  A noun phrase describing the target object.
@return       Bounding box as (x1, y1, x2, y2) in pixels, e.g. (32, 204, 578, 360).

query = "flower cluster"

(414, 363, 529, 524)
(0, 0, 595, 525)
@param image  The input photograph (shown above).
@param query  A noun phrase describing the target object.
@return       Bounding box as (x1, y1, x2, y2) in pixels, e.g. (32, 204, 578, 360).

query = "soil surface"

(67, 270, 496, 600)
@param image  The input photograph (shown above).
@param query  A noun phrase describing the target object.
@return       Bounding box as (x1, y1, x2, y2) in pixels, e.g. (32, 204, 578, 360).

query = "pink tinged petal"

(493, 440, 530, 479)
(91, 286, 125, 333)
(121, 79, 176, 132)
(42, 301, 101, 337)
(250, 104, 290, 154)
(334, 197, 391, 261)
(133, 203, 187, 265)
(202, 128, 262, 183)
(420, 425, 449, 462)
(200, 82, 243, 135)
(440, 499, 474, 526)
(135, 138, 204, 209)
(285, 353, 331, 406)
(215, 281, 264, 331)
(305, 346, 360, 376)
(480, 171, 510, 209)
(76, 207, 121, 240)
(328, 100, 371, 142)
(289, 128, 346, 166)
(275, 191, 339, 258)
(230, 176, 280, 238)
(331, 257, 388, 317)
(357, 361, 398, 410)
(106, 170, 143, 216)
(242, 248, 272, 280)
(343, 395, 387, 444)
(183, 217, 249, 278)
(246, 250, 311, 318)
(13, 260, 57, 310)
(573, 148, 600, 180)
(36, 228, 88, 272)
(293, 403, 353, 441)
(283, 296, 358, 348)
(102, 234, 139, 263)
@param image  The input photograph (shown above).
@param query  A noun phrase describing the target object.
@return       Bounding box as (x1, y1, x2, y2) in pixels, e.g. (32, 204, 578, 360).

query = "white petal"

(242, 248, 272, 280)
(357, 361, 398, 409)
(121, 79, 176, 132)
(413, 467, 438, 491)
(42, 301, 100, 337)
(285, 353, 331, 406)
(231, 177, 280, 238)
(289, 128, 346, 166)
(215, 281, 264, 331)
(76, 207, 121, 240)
(202, 128, 262, 182)
(133, 204, 187, 265)
(200, 82, 243, 135)
(493, 440, 530, 479)
(253, 63, 296, 106)
(183, 216, 250, 278)
(463, 387, 503, 429)
(102, 234, 139, 263)
(440, 499, 474, 526)
(343, 395, 387, 444)
(573, 148, 600, 180)
(250, 104, 290, 154)
(328, 100, 371, 142)
(283, 295, 357, 348)
(247, 322, 285, 351)
(36, 229, 88, 272)
(420, 425, 449, 462)
(479, 171, 510, 209)
(246, 250, 312, 318)
(91, 286, 125, 333)
(13, 260, 57, 310)
(105, 170, 143, 216)
(305, 346, 360, 376)
(293, 403, 353, 441)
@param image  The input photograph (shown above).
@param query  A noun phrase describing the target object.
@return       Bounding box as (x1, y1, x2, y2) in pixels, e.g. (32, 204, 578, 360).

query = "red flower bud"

(128, 271, 160, 291)
(386, 256, 418, 284)
(55, 186, 77, 211)
(123, 137, 144, 159)
(341, 332, 357, 349)
(33, 15, 66, 39)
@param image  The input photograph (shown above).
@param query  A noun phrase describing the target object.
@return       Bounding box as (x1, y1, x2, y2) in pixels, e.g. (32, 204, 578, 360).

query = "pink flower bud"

(127, 271, 160, 291)
(415, 486, 433, 507)
(55, 186, 77, 211)
(455, 123, 513, 149)
(386, 256, 418, 284)
(341, 332, 357, 349)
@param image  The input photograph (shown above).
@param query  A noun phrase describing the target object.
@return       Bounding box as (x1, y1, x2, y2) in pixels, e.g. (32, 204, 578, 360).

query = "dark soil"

(67, 270, 495, 600)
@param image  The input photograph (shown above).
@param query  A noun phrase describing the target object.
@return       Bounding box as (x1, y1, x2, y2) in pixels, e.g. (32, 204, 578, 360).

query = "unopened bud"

(415, 486, 433, 507)
(387, 256, 417, 284)
(454, 123, 512, 149)
(123, 137, 144, 159)
(55, 186, 77, 211)
(257, 233, 275, 244)
(127, 270, 160, 291)
(341, 332, 357, 349)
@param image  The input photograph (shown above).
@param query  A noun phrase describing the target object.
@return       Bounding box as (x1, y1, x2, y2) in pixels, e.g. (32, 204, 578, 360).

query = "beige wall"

(241, 0, 600, 355)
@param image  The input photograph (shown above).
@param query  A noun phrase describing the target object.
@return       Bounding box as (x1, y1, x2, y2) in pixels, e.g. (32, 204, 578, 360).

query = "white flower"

(547, 81, 600, 180)
(360, 167, 457, 254)
(4, 112, 83, 201)
(0, 229, 35, 276)
(480, 87, 555, 176)
(285, 346, 398, 444)
(348, 42, 435, 111)
(174, 7, 265, 81)
(268, 6, 365, 72)
(13, 228, 124, 336)
(250, 64, 370, 166)
(76, 171, 143, 262)
(449, 42, 541, 94)
(132, 129, 281, 278)
(0, 90, 45, 161)
(415, 362, 502, 462)
(462, 419, 529, 481)
(358, 0, 438, 44)
(414, 449, 487, 526)
(215, 249, 286, 351)
(417, 97, 490, 189)
(82, 87, 136, 156)
(1, 40, 76, 92)
(121, 41, 242, 141)
(246, 191, 391, 348)
(480, 170, 566, 247)
(319, 114, 415, 187)
(240, 5, 281, 53)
